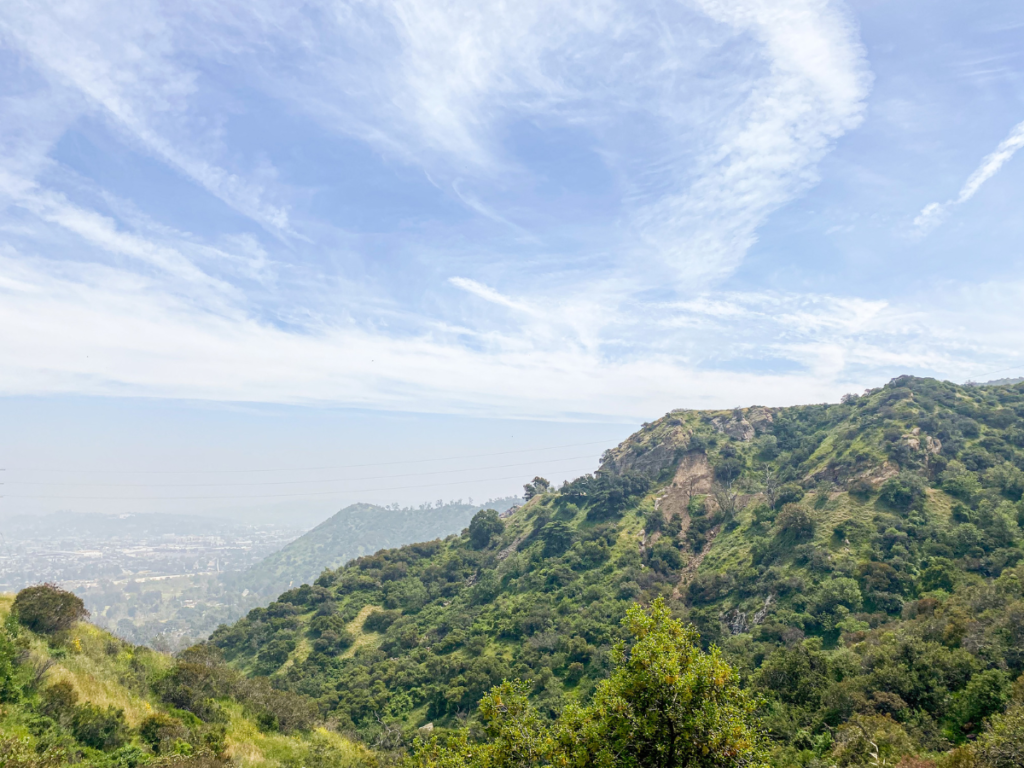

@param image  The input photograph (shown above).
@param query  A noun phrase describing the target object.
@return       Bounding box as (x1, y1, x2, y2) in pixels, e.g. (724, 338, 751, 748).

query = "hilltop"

(210, 376, 1024, 767)
(234, 498, 520, 599)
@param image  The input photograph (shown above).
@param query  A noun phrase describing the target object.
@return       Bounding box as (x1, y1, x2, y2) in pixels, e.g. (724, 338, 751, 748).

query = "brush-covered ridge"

(211, 376, 1024, 767)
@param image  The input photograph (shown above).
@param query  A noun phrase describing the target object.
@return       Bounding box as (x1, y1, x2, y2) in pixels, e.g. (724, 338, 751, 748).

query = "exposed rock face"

(710, 414, 755, 442)
(658, 452, 713, 521)
(724, 608, 748, 635)
(601, 422, 690, 478)
(746, 407, 775, 433)
(899, 432, 941, 454)
(752, 595, 774, 625)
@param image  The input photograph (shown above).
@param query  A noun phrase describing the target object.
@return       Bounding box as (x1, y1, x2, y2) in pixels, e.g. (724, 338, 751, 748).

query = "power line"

(967, 364, 1024, 382)
(4, 466, 595, 501)
(7, 453, 597, 488)
(6, 438, 620, 475)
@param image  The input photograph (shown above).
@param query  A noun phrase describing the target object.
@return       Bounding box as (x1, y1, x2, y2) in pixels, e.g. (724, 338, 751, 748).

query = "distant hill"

(970, 376, 1024, 387)
(212, 376, 1024, 765)
(235, 497, 521, 597)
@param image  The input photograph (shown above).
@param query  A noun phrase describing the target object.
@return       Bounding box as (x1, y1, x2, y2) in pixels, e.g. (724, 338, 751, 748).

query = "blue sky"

(1, 0, 1023, 516)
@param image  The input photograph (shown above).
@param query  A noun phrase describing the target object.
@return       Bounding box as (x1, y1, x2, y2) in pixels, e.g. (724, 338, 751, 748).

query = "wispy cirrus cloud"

(0, 0, 290, 232)
(915, 118, 1024, 232)
(4, 0, 1018, 421)
(632, 0, 871, 282)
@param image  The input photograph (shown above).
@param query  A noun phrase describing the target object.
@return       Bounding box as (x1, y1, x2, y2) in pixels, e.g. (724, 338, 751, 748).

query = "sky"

(1, 0, 1023, 519)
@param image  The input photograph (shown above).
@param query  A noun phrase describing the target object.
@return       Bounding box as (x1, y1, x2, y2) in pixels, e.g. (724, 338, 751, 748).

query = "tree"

(879, 472, 927, 513)
(410, 599, 768, 768)
(540, 521, 575, 557)
(13, 583, 88, 635)
(761, 465, 780, 510)
(524, 477, 552, 500)
(973, 704, 1024, 768)
(710, 482, 740, 525)
(949, 670, 1011, 739)
(774, 504, 815, 545)
(468, 509, 503, 550)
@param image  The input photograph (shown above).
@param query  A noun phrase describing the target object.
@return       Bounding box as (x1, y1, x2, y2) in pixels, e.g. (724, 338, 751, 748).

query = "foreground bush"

(410, 598, 768, 768)
(13, 583, 88, 635)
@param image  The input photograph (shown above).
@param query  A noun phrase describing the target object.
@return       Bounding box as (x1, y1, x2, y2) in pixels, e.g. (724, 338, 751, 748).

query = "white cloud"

(449, 277, 539, 316)
(146, 0, 870, 284)
(632, 0, 871, 282)
(1, 238, 1019, 418)
(8, 0, 1011, 420)
(915, 118, 1024, 232)
(0, 0, 290, 231)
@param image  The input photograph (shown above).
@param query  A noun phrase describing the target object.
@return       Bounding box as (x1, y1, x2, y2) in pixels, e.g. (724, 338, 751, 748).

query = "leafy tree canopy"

(410, 599, 768, 768)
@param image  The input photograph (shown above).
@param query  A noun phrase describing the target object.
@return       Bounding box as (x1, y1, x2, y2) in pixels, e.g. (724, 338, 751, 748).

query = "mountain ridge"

(209, 376, 1024, 767)
(235, 497, 521, 599)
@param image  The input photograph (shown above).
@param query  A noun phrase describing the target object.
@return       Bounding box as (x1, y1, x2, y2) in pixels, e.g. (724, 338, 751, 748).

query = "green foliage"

(774, 504, 815, 546)
(71, 702, 130, 751)
(948, 670, 1012, 740)
(0, 617, 19, 702)
(879, 472, 927, 513)
(40, 680, 79, 725)
(973, 703, 1024, 768)
(13, 583, 88, 635)
(410, 600, 768, 768)
(363, 609, 400, 633)
(524, 477, 552, 501)
(139, 712, 188, 753)
(560, 471, 651, 521)
(468, 509, 503, 550)
(775, 483, 805, 509)
(204, 376, 1024, 765)
(540, 521, 575, 557)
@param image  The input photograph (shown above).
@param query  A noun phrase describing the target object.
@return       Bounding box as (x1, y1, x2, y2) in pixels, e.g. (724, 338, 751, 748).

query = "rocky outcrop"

(710, 414, 755, 442)
(657, 452, 713, 522)
(600, 421, 690, 479)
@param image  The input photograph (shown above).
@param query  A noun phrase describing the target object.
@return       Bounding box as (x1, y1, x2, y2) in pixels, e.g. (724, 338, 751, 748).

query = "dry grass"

(30, 624, 159, 726)
(223, 703, 372, 767)
(340, 604, 383, 659)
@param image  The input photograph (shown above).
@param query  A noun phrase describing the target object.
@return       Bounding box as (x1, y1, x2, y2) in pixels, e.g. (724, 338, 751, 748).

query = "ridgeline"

(208, 375, 1024, 766)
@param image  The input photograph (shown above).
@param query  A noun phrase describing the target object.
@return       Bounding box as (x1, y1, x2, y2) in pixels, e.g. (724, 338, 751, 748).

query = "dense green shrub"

(362, 609, 399, 633)
(40, 681, 78, 725)
(139, 712, 188, 753)
(879, 472, 927, 513)
(774, 504, 815, 545)
(13, 584, 88, 635)
(71, 703, 129, 751)
(0, 621, 18, 703)
(468, 509, 503, 549)
(540, 521, 575, 557)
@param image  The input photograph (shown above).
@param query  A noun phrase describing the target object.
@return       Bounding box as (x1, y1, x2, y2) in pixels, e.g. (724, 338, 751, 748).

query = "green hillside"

(210, 376, 1024, 766)
(236, 499, 520, 599)
(0, 588, 374, 768)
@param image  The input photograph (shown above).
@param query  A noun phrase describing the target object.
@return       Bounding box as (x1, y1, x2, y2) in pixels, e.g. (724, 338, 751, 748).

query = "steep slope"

(237, 498, 520, 598)
(0, 591, 374, 768)
(211, 377, 1024, 766)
